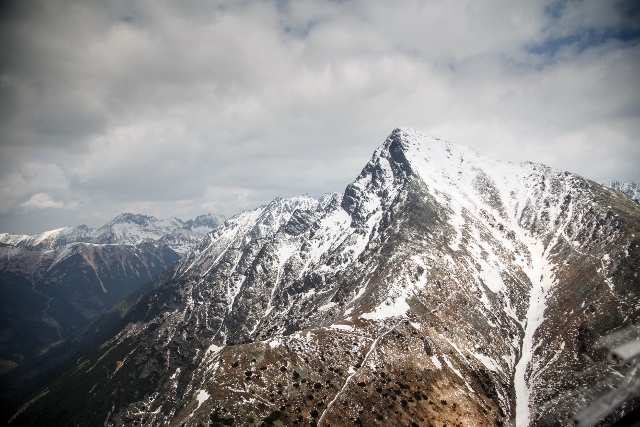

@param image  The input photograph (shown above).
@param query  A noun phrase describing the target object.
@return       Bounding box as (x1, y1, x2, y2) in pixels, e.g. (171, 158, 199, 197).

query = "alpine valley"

(0, 212, 224, 409)
(5, 128, 640, 426)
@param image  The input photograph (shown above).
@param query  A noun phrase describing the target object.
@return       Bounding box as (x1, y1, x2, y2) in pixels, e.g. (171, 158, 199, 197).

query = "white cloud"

(0, 0, 638, 234)
(19, 193, 66, 211)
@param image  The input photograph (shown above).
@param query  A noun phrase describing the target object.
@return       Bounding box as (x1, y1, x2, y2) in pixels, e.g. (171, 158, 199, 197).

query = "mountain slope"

(0, 212, 224, 412)
(0, 211, 225, 356)
(11, 128, 640, 427)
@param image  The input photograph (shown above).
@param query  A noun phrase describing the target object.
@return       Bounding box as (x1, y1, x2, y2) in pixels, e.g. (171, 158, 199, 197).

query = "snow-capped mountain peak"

(10, 128, 640, 427)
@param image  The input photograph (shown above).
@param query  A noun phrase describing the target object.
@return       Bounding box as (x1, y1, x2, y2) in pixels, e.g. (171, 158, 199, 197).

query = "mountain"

(0, 212, 224, 410)
(605, 181, 640, 204)
(8, 128, 640, 427)
(0, 212, 225, 359)
(0, 240, 180, 359)
(91, 212, 226, 255)
(0, 212, 226, 255)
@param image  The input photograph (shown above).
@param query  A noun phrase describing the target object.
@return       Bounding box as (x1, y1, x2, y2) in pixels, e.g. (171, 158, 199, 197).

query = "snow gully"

(513, 239, 556, 426)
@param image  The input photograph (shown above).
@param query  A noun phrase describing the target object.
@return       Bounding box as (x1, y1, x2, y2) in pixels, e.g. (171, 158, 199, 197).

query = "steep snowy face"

(13, 129, 640, 427)
(176, 195, 325, 278)
(167, 194, 359, 345)
(341, 131, 412, 225)
(380, 128, 640, 424)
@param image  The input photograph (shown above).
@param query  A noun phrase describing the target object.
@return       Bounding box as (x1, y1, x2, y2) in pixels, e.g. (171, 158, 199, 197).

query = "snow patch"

(443, 355, 463, 379)
(513, 240, 556, 427)
(268, 338, 282, 348)
(431, 355, 442, 369)
(468, 350, 503, 374)
(170, 368, 181, 380)
(276, 242, 297, 269)
(360, 297, 409, 320)
(206, 344, 222, 355)
(195, 389, 209, 409)
(318, 301, 337, 311)
(349, 285, 367, 305)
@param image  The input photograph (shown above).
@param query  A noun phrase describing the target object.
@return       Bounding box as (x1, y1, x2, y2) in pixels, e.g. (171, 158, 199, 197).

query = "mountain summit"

(10, 128, 640, 426)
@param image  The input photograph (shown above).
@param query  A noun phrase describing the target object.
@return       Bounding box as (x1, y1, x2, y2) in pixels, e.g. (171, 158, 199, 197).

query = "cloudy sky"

(1, 0, 639, 235)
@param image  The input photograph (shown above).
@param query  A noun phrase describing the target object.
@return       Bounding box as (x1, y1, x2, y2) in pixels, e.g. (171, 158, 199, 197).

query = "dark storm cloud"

(1, 0, 639, 234)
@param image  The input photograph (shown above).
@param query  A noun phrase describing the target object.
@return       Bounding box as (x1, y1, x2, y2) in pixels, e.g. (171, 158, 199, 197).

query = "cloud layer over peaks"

(1, 0, 639, 234)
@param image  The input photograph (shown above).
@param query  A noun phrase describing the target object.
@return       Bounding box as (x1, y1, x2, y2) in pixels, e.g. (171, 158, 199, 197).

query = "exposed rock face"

(9, 128, 640, 427)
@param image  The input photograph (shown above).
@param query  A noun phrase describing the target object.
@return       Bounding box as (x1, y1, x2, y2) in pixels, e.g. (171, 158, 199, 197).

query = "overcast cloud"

(1, 0, 639, 234)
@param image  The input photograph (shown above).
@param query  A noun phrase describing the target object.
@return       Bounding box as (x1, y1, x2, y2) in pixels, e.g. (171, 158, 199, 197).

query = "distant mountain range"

(0, 212, 225, 255)
(0, 212, 224, 407)
(7, 128, 638, 426)
(605, 180, 640, 204)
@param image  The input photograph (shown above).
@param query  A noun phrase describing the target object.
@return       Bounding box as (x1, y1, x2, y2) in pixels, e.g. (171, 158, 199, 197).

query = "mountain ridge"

(7, 128, 640, 426)
(0, 211, 225, 412)
(0, 212, 226, 255)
